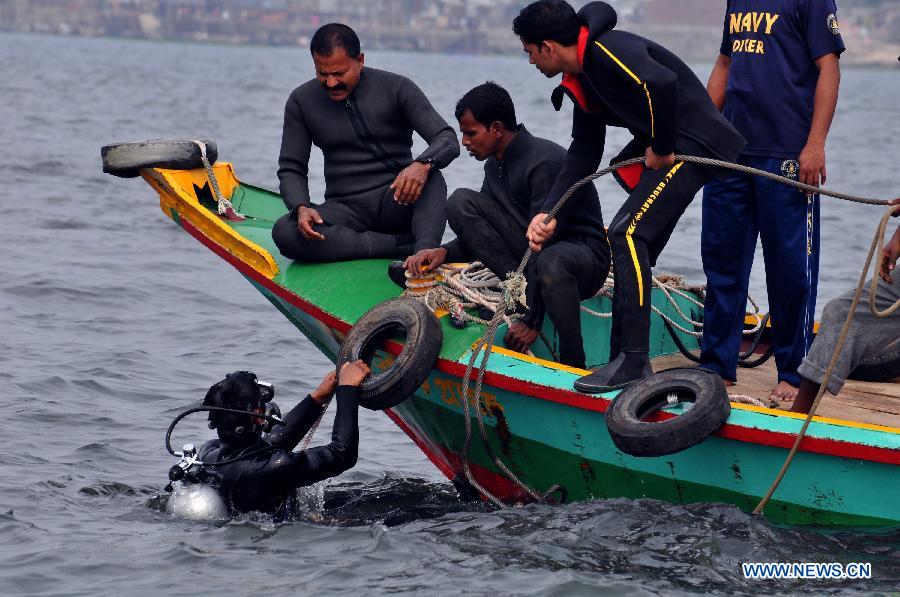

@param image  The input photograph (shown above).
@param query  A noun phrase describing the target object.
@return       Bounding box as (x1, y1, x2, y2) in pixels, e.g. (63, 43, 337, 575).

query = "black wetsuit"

(197, 386, 359, 517)
(442, 127, 610, 368)
(273, 68, 460, 261)
(549, 2, 745, 357)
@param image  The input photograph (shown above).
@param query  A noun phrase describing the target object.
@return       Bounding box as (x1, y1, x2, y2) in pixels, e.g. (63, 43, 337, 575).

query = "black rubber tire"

(605, 368, 731, 457)
(338, 298, 442, 410)
(101, 139, 217, 178)
(849, 354, 900, 382)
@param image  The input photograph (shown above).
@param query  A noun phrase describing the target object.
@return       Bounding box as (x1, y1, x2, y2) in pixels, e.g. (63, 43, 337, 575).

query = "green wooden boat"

(134, 161, 899, 527)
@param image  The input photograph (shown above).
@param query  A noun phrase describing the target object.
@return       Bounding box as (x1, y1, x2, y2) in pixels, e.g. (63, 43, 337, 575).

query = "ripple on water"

(3, 32, 899, 596)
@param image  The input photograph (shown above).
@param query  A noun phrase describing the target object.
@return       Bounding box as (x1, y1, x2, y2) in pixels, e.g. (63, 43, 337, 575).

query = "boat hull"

(140, 164, 900, 527)
(256, 281, 899, 526)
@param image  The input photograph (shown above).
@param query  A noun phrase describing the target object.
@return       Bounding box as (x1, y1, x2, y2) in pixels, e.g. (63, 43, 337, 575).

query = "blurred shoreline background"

(2, 0, 898, 67)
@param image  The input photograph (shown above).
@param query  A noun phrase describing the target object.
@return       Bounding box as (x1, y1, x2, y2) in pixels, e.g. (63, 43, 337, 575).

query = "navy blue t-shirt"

(720, 0, 845, 158)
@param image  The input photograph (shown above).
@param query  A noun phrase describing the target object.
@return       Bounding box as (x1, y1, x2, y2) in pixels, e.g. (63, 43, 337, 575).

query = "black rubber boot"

(573, 352, 653, 393)
(387, 261, 408, 289)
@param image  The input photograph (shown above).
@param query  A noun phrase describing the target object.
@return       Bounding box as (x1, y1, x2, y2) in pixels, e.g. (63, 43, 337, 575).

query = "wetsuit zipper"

(498, 161, 519, 210)
(345, 98, 402, 175)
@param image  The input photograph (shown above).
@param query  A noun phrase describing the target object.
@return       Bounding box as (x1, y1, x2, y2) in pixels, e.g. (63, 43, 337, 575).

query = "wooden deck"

(651, 353, 900, 429)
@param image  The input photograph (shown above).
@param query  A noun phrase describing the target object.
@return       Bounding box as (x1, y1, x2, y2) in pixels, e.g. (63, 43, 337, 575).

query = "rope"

(752, 204, 900, 515)
(410, 265, 740, 340)
(655, 155, 887, 206)
(729, 393, 777, 409)
(299, 397, 332, 451)
(193, 139, 244, 220)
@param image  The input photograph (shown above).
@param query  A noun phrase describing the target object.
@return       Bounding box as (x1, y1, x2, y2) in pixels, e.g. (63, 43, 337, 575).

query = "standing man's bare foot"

(722, 377, 735, 387)
(770, 380, 799, 403)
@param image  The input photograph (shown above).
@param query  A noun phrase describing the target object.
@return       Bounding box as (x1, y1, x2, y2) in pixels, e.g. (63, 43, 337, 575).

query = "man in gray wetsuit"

(791, 209, 900, 413)
(272, 24, 459, 262)
(405, 83, 610, 369)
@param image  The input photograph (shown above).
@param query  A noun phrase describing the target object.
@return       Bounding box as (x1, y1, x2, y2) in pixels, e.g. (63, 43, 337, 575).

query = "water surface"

(1, 33, 898, 595)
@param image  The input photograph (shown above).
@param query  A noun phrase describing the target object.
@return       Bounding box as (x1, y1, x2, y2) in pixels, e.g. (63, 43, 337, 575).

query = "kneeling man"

(406, 83, 610, 368)
(273, 23, 459, 262)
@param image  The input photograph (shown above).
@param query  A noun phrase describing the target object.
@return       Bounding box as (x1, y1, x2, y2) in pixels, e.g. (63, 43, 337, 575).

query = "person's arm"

(880, 217, 900, 284)
(797, 0, 845, 189)
(256, 362, 368, 492)
(591, 34, 679, 166)
(877, 198, 900, 284)
(514, 160, 567, 329)
(798, 52, 840, 188)
(707, 3, 733, 112)
(401, 77, 460, 169)
(277, 92, 314, 212)
(266, 371, 337, 451)
(529, 111, 605, 252)
(280, 384, 360, 486)
(391, 78, 460, 204)
(539, 111, 605, 218)
(706, 54, 731, 111)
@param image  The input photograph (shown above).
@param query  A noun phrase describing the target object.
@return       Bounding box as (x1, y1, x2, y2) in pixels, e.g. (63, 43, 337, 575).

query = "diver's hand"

(798, 141, 826, 193)
(339, 360, 371, 387)
(880, 226, 900, 284)
(311, 370, 337, 404)
(391, 162, 432, 205)
(645, 147, 675, 170)
(404, 247, 447, 277)
(889, 197, 900, 217)
(527, 213, 556, 252)
(297, 206, 325, 240)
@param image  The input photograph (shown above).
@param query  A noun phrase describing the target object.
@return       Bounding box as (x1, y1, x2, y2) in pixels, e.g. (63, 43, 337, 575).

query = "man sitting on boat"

(791, 206, 900, 414)
(514, 0, 745, 392)
(404, 82, 610, 369)
(195, 361, 370, 518)
(272, 23, 459, 263)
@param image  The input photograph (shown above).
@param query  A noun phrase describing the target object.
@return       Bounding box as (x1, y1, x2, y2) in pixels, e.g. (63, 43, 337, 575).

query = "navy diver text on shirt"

(720, 0, 844, 158)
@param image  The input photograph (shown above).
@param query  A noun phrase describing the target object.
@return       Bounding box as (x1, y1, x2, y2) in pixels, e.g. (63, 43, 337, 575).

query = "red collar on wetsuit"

(551, 26, 597, 112)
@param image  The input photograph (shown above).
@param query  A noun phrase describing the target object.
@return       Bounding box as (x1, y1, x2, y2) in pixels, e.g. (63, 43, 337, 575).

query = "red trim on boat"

(176, 217, 900, 466)
(717, 426, 900, 465)
(385, 409, 534, 502)
(384, 408, 456, 480)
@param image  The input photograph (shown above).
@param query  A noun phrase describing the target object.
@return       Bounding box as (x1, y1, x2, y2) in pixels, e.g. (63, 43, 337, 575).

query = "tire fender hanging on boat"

(605, 368, 730, 457)
(101, 139, 218, 178)
(338, 298, 442, 410)
(849, 354, 900, 382)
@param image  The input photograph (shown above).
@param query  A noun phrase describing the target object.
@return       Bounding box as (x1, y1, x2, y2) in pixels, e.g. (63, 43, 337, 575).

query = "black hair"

(512, 0, 580, 46)
(310, 23, 361, 58)
(455, 82, 517, 131)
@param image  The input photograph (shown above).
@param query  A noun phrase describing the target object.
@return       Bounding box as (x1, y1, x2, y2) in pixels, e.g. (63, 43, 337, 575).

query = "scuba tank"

(164, 444, 228, 521)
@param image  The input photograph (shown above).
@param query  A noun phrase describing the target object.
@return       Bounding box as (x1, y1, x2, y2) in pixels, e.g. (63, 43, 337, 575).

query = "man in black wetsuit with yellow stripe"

(514, 1, 746, 393)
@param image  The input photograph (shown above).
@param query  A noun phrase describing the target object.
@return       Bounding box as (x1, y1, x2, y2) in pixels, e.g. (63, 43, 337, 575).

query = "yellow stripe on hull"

(142, 163, 279, 279)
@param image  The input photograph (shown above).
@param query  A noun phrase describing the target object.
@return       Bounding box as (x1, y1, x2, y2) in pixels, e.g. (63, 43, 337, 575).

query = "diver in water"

(168, 361, 370, 519)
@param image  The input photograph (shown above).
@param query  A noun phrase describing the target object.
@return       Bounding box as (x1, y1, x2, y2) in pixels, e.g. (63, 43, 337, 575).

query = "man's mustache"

(323, 83, 347, 92)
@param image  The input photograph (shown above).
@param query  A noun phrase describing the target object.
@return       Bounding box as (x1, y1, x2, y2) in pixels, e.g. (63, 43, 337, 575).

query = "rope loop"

(193, 139, 245, 220)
